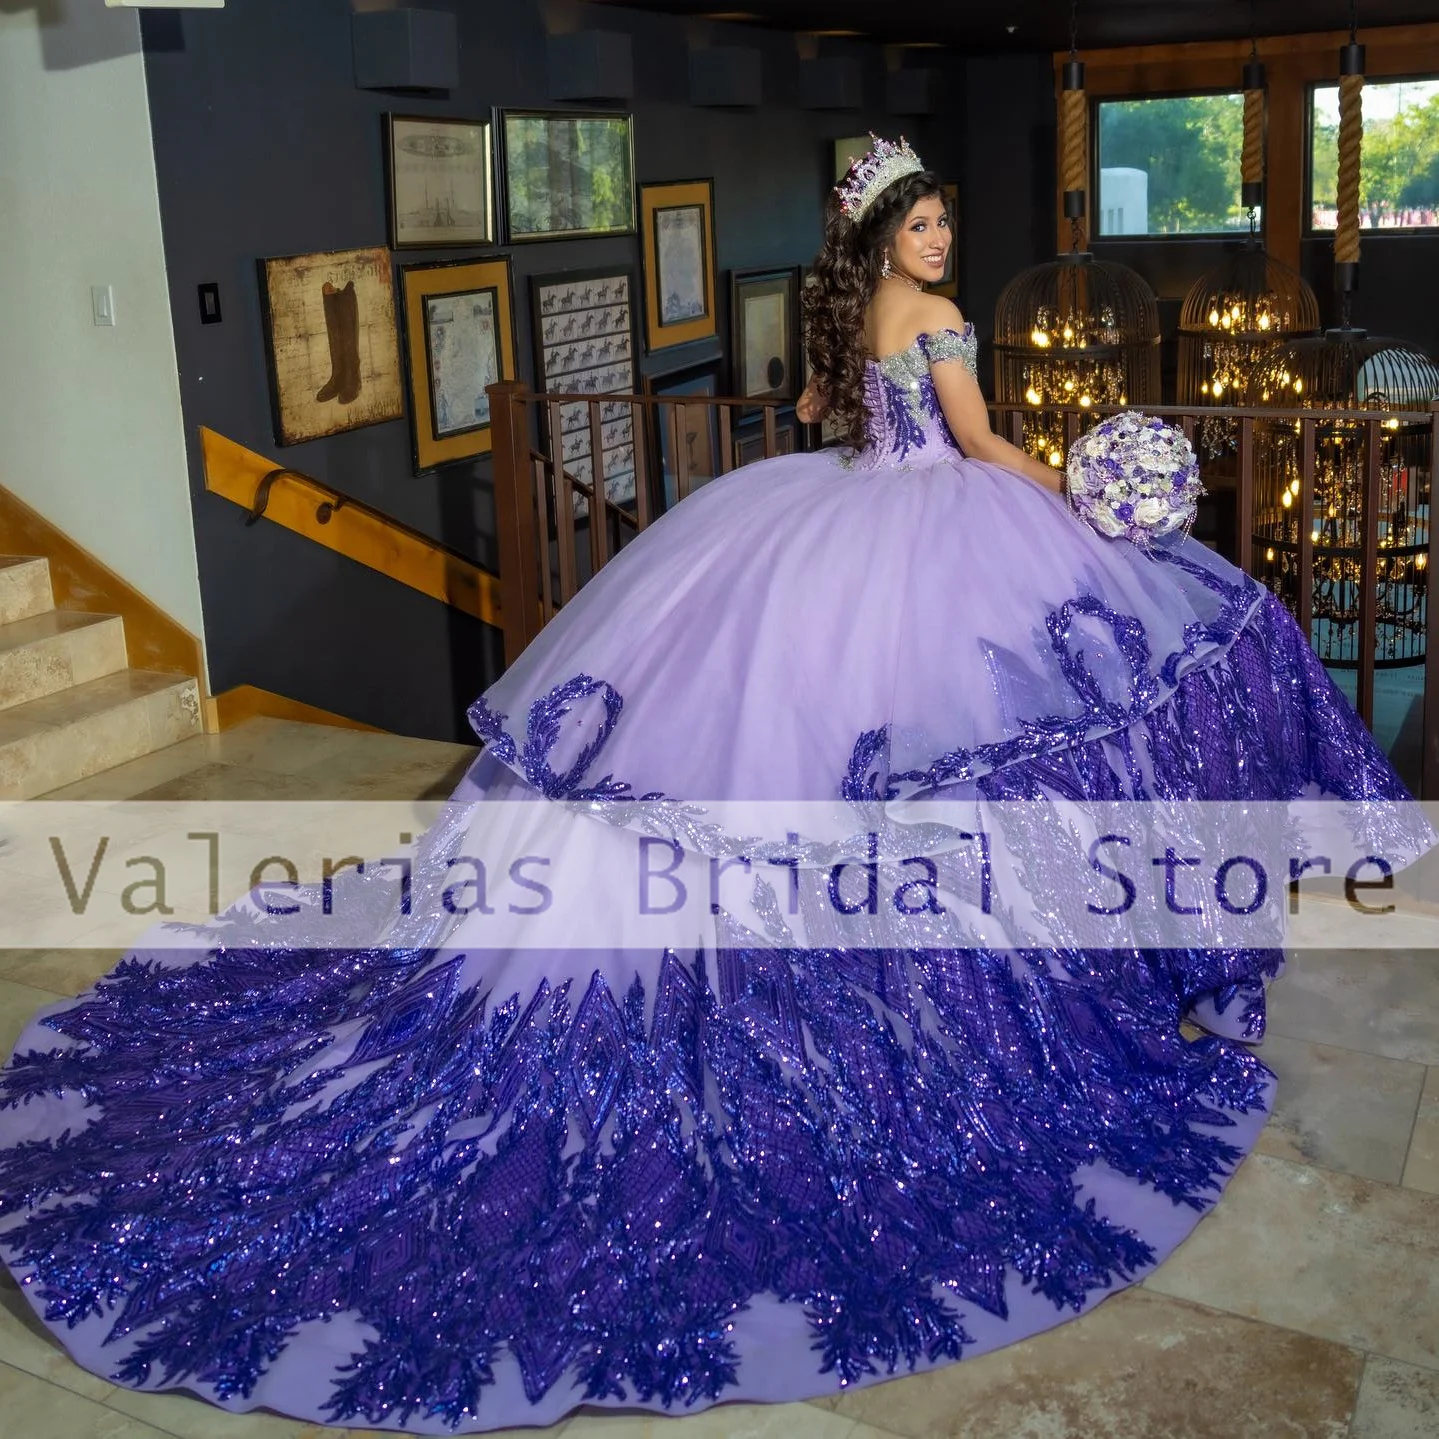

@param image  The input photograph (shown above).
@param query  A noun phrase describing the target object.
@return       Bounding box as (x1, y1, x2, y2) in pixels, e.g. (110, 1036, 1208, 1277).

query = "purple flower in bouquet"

(1064, 412, 1203, 549)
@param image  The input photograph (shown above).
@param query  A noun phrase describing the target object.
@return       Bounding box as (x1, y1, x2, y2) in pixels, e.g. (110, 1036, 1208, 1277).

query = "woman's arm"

(931, 359, 1066, 495)
(796, 379, 828, 424)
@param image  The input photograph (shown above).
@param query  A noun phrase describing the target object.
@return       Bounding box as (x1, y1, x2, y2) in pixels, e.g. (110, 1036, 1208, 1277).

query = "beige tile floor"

(0, 718, 1436, 1438)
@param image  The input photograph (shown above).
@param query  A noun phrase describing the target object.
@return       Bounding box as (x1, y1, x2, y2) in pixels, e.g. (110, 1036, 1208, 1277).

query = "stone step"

(0, 556, 54, 627)
(0, 609, 127, 713)
(0, 669, 201, 800)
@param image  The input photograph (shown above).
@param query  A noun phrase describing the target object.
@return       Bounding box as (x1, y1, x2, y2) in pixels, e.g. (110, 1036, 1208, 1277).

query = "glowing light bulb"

(1212, 380, 1225, 396)
(1312, 529, 1321, 543)
(1258, 313, 1271, 330)
(1385, 416, 1400, 430)
(1031, 328, 1047, 346)
(1418, 553, 1429, 571)
(1293, 377, 1303, 394)
(1079, 394, 1092, 408)
(1290, 478, 1301, 495)
(1282, 490, 1292, 508)
(1265, 547, 1275, 561)
(1221, 312, 1233, 330)
(1025, 386, 1041, 405)
(1062, 325, 1073, 342)
(1201, 382, 1210, 395)
(1208, 308, 1220, 326)
(1119, 393, 1128, 405)
(1063, 377, 1075, 392)
(1048, 450, 1063, 467)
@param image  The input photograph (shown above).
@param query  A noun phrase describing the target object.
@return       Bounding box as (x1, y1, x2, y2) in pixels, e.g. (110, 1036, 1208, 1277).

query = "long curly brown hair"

(803, 169, 946, 447)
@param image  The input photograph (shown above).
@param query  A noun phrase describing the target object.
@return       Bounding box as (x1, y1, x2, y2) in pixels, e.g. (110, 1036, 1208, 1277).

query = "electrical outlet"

(91, 285, 116, 327)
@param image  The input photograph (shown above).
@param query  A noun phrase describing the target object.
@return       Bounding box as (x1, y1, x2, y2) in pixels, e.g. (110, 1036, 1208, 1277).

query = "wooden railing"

(488, 384, 1438, 799)
(488, 381, 794, 666)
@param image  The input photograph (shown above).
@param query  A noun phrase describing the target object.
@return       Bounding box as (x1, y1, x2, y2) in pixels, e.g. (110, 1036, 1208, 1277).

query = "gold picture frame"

(399, 256, 517, 473)
(639, 179, 718, 353)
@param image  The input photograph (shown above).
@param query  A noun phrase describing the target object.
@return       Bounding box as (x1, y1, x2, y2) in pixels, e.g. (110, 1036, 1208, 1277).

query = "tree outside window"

(1096, 94, 1250, 236)
(1311, 78, 1439, 231)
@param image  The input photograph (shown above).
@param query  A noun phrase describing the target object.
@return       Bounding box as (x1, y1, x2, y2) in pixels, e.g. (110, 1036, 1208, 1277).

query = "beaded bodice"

(858, 324, 979, 465)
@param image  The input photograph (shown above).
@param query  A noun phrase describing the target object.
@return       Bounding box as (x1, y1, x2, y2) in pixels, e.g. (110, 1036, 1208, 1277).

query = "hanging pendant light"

(993, 1, 1160, 466)
(1177, 15, 1319, 416)
(1250, 3, 1437, 675)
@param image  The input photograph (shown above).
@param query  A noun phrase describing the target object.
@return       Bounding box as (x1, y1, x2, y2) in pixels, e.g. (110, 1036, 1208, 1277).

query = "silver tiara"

(835, 134, 925, 222)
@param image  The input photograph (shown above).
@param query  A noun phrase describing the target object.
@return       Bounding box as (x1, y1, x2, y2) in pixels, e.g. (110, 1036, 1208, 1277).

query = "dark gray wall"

(958, 52, 1057, 395)
(141, 0, 964, 740)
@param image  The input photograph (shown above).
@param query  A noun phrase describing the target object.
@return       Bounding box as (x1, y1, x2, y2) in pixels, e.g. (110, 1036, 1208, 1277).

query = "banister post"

(489, 381, 540, 668)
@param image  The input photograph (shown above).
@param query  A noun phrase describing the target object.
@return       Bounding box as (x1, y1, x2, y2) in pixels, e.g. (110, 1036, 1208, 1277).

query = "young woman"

(0, 139, 1421, 1433)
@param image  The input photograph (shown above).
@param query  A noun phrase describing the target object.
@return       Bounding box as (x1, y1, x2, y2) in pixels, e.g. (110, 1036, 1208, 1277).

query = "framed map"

(257, 246, 404, 446)
(531, 266, 639, 514)
(399, 256, 517, 473)
(385, 114, 493, 249)
(639, 179, 717, 353)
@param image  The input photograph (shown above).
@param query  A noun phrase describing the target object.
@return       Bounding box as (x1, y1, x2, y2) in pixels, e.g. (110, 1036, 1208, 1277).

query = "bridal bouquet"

(1065, 412, 1203, 549)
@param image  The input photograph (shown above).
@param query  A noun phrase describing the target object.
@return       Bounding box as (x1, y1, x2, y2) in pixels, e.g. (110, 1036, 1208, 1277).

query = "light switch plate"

(91, 285, 116, 327)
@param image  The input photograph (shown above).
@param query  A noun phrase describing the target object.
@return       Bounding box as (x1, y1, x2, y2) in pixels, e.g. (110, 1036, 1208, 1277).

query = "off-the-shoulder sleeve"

(918, 326, 979, 381)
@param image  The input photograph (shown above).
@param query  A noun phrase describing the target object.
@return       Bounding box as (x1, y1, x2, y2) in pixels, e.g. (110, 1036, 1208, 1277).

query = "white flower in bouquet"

(1132, 496, 1169, 528)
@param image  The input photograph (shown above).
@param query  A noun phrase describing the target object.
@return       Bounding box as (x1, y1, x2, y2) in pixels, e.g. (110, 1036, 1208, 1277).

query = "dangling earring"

(881, 254, 894, 280)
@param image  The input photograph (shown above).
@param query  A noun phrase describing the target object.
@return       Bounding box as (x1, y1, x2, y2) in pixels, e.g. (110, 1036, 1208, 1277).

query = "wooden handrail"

(201, 427, 502, 628)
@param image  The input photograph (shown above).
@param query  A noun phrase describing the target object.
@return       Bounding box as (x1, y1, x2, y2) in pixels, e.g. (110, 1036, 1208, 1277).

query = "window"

(1096, 94, 1252, 236)
(1310, 78, 1439, 231)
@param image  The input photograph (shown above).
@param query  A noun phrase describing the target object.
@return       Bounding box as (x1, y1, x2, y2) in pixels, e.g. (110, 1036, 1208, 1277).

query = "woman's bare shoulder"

(919, 294, 967, 331)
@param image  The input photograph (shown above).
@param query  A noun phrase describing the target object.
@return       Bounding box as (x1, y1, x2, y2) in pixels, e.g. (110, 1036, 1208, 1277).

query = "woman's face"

(889, 195, 952, 284)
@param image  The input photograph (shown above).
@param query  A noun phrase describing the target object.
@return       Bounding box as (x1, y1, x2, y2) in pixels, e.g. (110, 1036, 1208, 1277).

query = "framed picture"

(501, 110, 636, 242)
(733, 410, 799, 469)
(257, 246, 404, 447)
(929, 181, 961, 299)
(531, 266, 639, 513)
(731, 266, 801, 403)
(834, 135, 872, 181)
(645, 360, 722, 510)
(385, 114, 494, 249)
(399, 256, 517, 473)
(639, 179, 718, 353)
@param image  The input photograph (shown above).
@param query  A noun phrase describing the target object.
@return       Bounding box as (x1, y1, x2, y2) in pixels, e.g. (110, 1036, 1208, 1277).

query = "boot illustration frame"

(259, 246, 404, 446)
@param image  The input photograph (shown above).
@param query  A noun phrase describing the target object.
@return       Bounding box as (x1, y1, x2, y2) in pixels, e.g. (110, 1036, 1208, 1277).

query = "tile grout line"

(0, 1354, 171, 1437)
(1395, 1062, 1431, 1186)
(1260, 1014, 1438, 1070)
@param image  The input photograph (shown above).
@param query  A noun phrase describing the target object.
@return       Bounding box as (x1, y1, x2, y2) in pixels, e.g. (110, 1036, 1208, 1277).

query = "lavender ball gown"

(0, 325, 1417, 1432)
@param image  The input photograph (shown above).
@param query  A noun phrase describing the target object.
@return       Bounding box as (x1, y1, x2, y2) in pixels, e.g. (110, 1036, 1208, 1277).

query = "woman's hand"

(796, 381, 828, 424)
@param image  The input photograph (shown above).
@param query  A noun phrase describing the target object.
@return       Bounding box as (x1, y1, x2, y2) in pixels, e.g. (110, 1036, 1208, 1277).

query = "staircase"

(0, 555, 201, 798)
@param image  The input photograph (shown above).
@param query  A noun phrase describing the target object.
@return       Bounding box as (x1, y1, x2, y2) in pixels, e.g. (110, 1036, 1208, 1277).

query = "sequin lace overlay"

(851, 325, 978, 468)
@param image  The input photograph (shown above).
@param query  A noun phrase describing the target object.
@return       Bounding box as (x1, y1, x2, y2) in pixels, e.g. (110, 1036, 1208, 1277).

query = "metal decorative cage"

(1251, 328, 1439, 670)
(1177, 241, 1319, 408)
(993, 253, 1161, 466)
